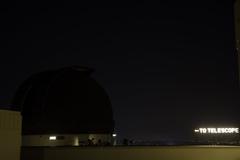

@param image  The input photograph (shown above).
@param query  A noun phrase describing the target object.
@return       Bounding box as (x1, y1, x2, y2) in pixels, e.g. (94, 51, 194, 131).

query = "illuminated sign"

(194, 128, 239, 134)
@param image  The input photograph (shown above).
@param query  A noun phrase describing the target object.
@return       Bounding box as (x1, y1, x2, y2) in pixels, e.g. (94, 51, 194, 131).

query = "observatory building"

(12, 66, 115, 146)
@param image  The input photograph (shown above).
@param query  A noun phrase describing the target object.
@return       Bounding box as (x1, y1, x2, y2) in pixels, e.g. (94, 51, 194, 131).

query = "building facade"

(22, 134, 115, 146)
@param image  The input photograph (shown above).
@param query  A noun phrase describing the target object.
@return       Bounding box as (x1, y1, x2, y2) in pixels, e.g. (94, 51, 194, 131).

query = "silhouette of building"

(12, 66, 115, 146)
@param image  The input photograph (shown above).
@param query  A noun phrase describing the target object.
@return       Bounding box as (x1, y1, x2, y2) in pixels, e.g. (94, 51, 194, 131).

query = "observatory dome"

(12, 66, 114, 135)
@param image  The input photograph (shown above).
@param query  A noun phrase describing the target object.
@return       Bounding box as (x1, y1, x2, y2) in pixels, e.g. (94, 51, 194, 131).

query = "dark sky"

(1, 0, 239, 141)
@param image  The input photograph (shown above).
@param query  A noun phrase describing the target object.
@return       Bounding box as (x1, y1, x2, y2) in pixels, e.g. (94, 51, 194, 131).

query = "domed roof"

(12, 66, 114, 135)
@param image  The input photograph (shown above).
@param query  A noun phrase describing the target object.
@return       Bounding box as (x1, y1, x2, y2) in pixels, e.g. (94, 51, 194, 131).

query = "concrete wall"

(21, 146, 240, 160)
(0, 110, 21, 160)
(22, 134, 113, 146)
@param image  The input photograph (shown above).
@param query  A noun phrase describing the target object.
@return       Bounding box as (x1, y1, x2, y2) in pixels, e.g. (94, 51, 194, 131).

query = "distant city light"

(112, 134, 117, 137)
(49, 136, 57, 140)
(194, 128, 239, 134)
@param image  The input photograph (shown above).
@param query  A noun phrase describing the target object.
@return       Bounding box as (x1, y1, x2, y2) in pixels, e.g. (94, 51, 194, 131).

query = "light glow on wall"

(194, 128, 239, 134)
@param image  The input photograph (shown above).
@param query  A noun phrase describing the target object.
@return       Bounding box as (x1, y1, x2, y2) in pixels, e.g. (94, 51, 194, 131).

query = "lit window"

(49, 136, 57, 140)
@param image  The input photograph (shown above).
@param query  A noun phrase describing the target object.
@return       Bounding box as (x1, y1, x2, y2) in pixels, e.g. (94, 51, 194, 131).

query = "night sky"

(1, 0, 239, 141)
